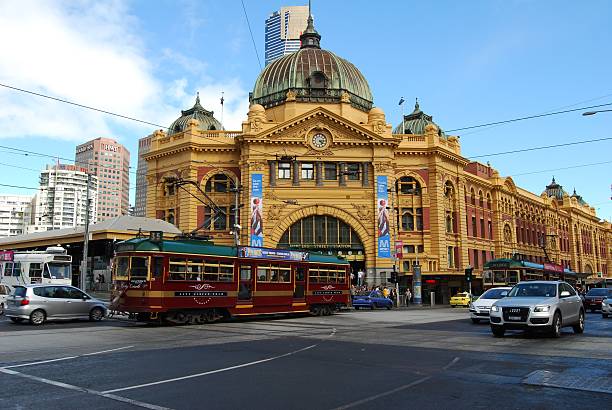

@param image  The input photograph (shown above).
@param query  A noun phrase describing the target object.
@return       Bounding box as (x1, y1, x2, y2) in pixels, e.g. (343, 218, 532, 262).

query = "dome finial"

(552, 175, 555, 184)
(414, 98, 420, 112)
(300, 0, 321, 49)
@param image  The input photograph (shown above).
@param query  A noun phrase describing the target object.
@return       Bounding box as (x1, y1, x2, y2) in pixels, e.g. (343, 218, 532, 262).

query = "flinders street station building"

(144, 17, 611, 303)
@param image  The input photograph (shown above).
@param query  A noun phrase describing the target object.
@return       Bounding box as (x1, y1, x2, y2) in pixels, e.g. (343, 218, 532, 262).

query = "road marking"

(83, 345, 134, 356)
(2, 356, 79, 369)
(0, 367, 171, 410)
(442, 356, 460, 370)
(1, 345, 133, 369)
(103, 344, 318, 394)
(330, 376, 433, 409)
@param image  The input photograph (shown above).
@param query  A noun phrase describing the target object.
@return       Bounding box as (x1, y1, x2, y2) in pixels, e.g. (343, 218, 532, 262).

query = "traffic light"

(390, 270, 398, 284)
(465, 266, 473, 282)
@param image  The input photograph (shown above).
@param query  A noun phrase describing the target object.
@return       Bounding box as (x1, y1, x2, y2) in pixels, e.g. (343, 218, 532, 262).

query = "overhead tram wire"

(240, 0, 262, 70)
(2, 82, 612, 174)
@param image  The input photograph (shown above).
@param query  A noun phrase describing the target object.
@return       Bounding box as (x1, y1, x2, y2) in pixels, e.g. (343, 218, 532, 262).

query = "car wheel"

(370, 304, 376, 310)
(354, 306, 360, 310)
(10, 317, 23, 324)
(471, 318, 480, 324)
(0, 303, 4, 315)
(590, 308, 595, 313)
(572, 310, 584, 334)
(602, 313, 608, 318)
(386, 304, 392, 310)
(491, 325, 505, 337)
(29, 309, 46, 326)
(551, 312, 562, 338)
(89, 307, 104, 322)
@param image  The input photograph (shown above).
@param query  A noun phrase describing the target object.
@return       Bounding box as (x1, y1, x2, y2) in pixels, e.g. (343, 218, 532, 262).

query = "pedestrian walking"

(405, 288, 412, 306)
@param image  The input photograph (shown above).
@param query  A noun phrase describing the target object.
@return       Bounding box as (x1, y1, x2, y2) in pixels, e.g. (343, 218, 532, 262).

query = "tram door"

(238, 265, 254, 302)
(293, 265, 306, 300)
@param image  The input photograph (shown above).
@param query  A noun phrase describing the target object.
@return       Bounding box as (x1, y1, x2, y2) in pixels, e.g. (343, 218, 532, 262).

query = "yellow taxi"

(450, 292, 473, 307)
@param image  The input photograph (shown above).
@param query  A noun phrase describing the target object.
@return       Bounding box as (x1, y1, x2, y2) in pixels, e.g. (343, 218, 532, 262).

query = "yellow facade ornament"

(340, 91, 350, 103)
(286, 90, 297, 101)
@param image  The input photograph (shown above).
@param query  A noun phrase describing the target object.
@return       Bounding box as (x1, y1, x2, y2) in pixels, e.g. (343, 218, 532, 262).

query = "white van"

(0, 246, 72, 289)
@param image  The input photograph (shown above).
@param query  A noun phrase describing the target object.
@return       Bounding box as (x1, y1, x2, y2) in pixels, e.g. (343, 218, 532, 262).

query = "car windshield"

(508, 283, 557, 298)
(480, 288, 508, 299)
(586, 288, 609, 296)
(47, 263, 71, 280)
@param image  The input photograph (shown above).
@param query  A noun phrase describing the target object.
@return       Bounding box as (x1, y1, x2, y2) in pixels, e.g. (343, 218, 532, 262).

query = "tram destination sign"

(0, 250, 14, 261)
(239, 246, 309, 261)
(175, 291, 228, 297)
(312, 290, 343, 295)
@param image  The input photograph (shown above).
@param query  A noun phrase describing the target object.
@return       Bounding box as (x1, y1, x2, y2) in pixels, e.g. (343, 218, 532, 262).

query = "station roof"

(0, 216, 182, 250)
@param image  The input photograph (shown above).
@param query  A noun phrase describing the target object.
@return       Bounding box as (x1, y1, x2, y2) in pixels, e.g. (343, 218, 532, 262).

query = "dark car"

(584, 288, 612, 312)
(352, 291, 393, 310)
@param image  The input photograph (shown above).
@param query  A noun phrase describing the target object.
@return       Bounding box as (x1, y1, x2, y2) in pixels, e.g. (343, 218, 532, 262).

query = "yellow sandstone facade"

(144, 16, 611, 302)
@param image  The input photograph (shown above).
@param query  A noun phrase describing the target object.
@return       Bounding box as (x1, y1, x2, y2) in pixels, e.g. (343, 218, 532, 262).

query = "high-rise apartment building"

(265, 5, 308, 65)
(0, 195, 33, 237)
(75, 137, 130, 222)
(134, 135, 152, 217)
(27, 164, 98, 233)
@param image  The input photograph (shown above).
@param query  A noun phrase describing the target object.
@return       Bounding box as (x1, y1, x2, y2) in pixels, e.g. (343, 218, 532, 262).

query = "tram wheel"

(311, 305, 322, 316)
(205, 309, 216, 323)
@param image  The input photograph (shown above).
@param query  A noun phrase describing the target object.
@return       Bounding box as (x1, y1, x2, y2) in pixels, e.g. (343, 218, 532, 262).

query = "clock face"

(311, 133, 328, 149)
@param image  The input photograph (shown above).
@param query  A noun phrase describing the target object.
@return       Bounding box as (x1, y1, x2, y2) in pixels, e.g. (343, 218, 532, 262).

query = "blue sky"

(0, 0, 611, 220)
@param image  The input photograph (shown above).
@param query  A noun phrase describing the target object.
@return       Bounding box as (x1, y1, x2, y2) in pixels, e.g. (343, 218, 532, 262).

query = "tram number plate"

(509, 316, 522, 321)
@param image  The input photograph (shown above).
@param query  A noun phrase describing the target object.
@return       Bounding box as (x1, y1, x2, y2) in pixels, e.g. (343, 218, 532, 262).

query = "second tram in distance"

(111, 236, 350, 324)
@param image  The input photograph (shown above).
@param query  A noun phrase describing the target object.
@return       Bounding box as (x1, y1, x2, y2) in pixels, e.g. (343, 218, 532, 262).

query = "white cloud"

(0, 0, 249, 141)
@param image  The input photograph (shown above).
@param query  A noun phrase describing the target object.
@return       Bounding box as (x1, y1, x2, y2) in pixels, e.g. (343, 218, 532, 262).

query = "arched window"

(205, 173, 236, 193)
(444, 181, 454, 199)
(396, 176, 421, 194)
(470, 188, 476, 205)
(486, 193, 492, 209)
(478, 190, 484, 208)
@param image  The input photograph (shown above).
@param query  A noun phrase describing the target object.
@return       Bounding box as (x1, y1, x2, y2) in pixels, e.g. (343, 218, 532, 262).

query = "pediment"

(247, 107, 399, 148)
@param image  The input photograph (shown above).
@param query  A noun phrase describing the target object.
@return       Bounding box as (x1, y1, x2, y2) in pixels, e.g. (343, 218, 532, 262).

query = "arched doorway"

(277, 215, 365, 285)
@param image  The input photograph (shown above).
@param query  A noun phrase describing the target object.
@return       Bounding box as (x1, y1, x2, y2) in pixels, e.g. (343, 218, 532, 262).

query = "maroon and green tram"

(111, 237, 350, 324)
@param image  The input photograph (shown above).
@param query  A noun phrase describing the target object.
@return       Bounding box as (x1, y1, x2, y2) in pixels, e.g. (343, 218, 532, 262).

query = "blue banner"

(376, 176, 391, 258)
(250, 174, 263, 247)
(239, 247, 309, 261)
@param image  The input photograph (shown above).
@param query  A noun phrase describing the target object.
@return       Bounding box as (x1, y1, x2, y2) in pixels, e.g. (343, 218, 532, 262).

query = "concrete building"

(27, 164, 98, 233)
(75, 137, 130, 222)
(143, 14, 611, 302)
(265, 5, 308, 65)
(0, 195, 33, 237)
(134, 135, 152, 217)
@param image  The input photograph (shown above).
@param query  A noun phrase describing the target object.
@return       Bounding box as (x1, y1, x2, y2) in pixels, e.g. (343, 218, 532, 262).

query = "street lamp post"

(582, 109, 612, 116)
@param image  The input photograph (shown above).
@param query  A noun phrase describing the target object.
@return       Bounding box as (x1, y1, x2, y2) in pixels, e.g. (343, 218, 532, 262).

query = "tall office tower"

(134, 135, 152, 217)
(265, 5, 309, 65)
(26, 164, 98, 233)
(75, 137, 130, 222)
(0, 195, 33, 237)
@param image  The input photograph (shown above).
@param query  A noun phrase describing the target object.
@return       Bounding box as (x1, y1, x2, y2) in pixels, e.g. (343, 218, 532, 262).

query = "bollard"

(430, 292, 435, 307)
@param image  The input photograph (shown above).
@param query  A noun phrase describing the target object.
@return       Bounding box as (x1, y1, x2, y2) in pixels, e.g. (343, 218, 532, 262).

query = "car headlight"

(533, 305, 550, 312)
(490, 305, 499, 312)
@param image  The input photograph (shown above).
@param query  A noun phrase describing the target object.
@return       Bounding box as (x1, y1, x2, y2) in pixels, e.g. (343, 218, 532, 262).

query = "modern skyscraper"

(26, 164, 98, 233)
(134, 135, 152, 217)
(265, 5, 308, 65)
(75, 137, 130, 222)
(0, 195, 33, 237)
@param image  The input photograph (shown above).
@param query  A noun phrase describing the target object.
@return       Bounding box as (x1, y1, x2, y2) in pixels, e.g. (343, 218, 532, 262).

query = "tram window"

(152, 257, 164, 279)
(279, 267, 290, 282)
(13, 262, 22, 277)
(169, 258, 187, 280)
(494, 271, 506, 283)
(115, 257, 129, 280)
(308, 268, 319, 283)
(257, 266, 268, 281)
(4, 263, 12, 277)
(219, 264, 234, 282)
(29, 263, 43, 278)
(130, 257, 149, 280)
(240, 266, 252, 280)
(270, 266, 279, 281)
(187, 258, 204, 281)
(507, 271, 519, 284)
(204, 262, 220, 281)
(295, 267, 305, 281)
(483, 270, 492, 283)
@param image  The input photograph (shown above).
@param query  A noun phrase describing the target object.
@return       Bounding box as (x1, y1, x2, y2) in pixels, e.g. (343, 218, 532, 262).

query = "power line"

(470, 136, 612, 159)
(513, 160, 612, 176)
(445, 102, 612, 133)
(240, 0, 262, 70)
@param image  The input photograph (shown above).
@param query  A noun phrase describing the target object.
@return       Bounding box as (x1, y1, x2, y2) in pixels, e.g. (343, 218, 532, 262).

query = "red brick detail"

(422, 207, 430, 230)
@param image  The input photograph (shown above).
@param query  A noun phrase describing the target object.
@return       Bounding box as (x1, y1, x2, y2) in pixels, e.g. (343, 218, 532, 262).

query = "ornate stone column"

(361, 162, 369, 187)
(292, 161, 300, 186)
(339, 162, 346, 186)
(315, 161, 323, 186)
(268, 160, 277, 187)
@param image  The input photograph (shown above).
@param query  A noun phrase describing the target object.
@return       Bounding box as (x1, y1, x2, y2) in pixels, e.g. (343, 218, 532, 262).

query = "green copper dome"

(394, 100, 446, 137)
(251, 14, 373, 112)
(168, 94, 223, 135)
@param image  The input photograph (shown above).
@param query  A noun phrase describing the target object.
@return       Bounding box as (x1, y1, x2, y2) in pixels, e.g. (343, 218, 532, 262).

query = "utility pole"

(388, 186, 400, 307)
(81, 173, 91, 291)
(230, 185, 242, 246)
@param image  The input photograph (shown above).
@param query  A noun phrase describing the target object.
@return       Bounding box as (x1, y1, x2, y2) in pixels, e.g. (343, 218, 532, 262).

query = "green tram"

(111, 236, 350, 324)
(483, 257, 578, 289)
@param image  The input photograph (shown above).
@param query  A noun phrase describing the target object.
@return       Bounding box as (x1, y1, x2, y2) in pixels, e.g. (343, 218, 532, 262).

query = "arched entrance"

(277, 215, 366, 285)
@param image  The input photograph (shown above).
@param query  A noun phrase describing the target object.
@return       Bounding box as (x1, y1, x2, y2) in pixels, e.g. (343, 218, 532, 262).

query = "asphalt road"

(0, 308, 610, 410)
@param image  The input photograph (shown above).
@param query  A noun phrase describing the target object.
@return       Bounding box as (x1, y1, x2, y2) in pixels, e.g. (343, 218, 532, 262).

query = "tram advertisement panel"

(239, 246, 309, 261)
(376, 176, 391, 258)
(250, 173, 263, 247)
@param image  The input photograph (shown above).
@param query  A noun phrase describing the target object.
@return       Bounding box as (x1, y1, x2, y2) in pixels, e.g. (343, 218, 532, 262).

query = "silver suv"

(5, 284, 107, 325)
(489, 281, 584, 338)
